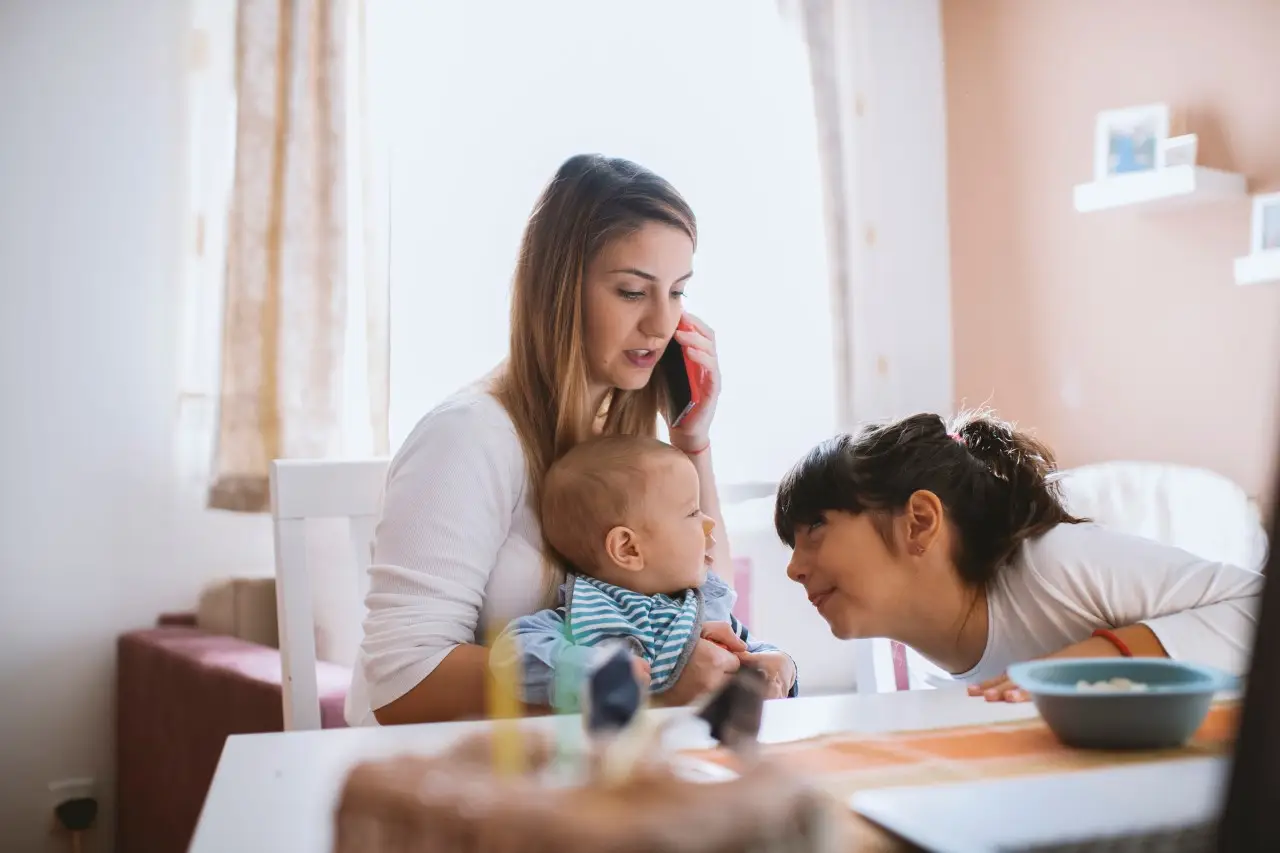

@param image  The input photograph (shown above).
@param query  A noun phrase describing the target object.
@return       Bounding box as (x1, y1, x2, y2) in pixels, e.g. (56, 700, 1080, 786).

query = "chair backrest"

(1057, 461, 1268, 570)
(269, 458, 389, 731)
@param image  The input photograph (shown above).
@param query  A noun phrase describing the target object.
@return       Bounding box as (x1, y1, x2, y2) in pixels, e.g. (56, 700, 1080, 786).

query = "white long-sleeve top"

(345, 388, 548, 726)
(951, 521, 1265, 685)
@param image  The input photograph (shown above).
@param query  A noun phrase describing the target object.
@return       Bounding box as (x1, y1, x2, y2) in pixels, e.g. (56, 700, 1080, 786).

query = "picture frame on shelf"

(1251, 192, 1280, 255)
(1158, 133, 1198, 169)
(1093, 103, 1170, 181)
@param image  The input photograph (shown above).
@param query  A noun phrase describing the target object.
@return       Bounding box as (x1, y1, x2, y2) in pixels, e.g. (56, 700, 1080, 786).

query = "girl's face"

(785, 511, 915, 640)
(581, 223, 694, 396)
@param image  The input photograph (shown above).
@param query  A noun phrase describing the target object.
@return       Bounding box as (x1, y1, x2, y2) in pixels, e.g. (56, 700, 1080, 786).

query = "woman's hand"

(700, 620, 748, 653)
(739, 652, 796, 700)
(631, 655, 652, 690)
(653, 638, 741, 707)
(665, 312, 721, 453)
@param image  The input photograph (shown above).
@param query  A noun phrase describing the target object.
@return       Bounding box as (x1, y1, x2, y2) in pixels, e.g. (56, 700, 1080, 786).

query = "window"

(183, 0, 836, 490)
(370, 0, 835, 487)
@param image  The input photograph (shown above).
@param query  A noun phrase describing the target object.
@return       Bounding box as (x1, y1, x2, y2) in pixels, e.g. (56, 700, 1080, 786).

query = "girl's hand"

(665, 312, 721, 453)
(968, 636, 1125, 702)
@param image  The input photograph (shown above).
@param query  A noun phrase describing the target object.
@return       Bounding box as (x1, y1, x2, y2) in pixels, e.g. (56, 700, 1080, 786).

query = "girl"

(347, 155, 750, 725)
(776, 410, 1264, 702)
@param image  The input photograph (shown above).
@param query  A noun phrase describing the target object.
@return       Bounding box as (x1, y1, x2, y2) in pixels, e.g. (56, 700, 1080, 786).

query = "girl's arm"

(975, 524, 1264, 702)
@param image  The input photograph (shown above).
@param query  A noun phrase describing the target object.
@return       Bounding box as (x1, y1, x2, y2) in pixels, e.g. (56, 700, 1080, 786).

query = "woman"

(347, 154, 744, 726)
(776, 410, 1264, 702)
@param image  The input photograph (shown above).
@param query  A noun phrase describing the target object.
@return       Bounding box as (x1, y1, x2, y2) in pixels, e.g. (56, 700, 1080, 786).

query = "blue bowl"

(1006, 658, 1236, 750)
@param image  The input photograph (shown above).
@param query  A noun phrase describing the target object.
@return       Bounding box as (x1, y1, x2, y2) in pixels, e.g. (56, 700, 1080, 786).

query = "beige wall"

(943, 0, 1280, 502)
(0, 3, 275, 851)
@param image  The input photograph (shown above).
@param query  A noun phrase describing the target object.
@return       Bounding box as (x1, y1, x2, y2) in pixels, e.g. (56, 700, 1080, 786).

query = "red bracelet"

(1091, 628, 1133, 657)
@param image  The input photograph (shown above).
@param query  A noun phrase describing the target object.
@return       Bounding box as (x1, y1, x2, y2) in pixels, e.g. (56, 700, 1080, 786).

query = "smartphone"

(658, 317, 704, 428)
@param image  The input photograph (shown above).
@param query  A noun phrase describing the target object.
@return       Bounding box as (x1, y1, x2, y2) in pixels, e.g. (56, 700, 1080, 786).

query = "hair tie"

(949, 432, 965, 444)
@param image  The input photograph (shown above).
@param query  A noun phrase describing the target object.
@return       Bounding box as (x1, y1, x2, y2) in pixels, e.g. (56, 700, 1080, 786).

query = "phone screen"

(659, 337, 695, 427)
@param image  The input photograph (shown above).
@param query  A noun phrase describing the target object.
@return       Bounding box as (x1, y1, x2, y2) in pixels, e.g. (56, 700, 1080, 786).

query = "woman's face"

(785, 511, 915, 640)
(581, 222, 694, 394)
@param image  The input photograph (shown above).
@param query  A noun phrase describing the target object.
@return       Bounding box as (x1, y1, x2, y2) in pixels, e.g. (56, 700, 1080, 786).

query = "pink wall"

(943, 0, 1280, 501)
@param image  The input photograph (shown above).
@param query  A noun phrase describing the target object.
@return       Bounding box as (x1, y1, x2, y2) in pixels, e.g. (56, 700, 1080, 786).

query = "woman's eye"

(619, 289, 644, 301)
(671, 290, 686, 299)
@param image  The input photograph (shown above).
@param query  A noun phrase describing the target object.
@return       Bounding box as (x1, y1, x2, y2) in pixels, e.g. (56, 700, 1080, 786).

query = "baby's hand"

(738, 652, 795, 699)
(700, 621, 748, 653)
(631, 655, 652, 689)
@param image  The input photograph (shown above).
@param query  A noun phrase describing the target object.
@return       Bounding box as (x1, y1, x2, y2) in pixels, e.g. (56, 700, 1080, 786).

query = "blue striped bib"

(565, 575, 702, 693)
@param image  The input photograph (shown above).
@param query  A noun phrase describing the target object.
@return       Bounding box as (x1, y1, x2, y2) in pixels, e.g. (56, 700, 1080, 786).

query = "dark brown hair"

(490, 154, 696, 596)
(774, 410, 1084, 587)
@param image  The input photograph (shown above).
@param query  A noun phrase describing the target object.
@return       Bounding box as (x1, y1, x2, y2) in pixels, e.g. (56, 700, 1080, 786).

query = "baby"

(500, 435, 796, 712)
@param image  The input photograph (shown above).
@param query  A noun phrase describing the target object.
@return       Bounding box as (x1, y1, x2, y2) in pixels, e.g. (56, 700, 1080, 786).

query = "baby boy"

(500, 434, 797, 712)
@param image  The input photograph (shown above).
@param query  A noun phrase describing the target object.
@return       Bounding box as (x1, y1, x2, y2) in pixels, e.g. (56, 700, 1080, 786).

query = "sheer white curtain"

(791, 0, 956, 692)
(368, 0, 836, 490)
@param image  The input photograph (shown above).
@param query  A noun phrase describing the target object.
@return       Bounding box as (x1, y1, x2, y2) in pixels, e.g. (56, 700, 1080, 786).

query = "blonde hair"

(490, 154, 696, 600)
(541, 435, 688, 574)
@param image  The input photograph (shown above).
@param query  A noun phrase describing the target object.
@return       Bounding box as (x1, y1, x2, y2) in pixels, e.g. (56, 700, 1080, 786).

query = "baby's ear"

(604, 525, 645, 573)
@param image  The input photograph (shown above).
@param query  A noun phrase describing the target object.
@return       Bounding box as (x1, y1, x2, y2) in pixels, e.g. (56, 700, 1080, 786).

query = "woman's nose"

(640, 295, 678, 338)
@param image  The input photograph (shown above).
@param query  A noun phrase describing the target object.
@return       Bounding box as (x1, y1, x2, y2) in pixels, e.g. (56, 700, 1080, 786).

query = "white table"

(190, 688, 1039, 853)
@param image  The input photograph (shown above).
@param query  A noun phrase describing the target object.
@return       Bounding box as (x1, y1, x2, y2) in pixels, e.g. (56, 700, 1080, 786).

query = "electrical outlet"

(48, 777, 96, 806)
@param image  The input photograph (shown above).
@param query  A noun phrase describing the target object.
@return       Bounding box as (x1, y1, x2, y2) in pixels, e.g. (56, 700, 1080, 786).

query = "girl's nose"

(786, 554, 806, 584)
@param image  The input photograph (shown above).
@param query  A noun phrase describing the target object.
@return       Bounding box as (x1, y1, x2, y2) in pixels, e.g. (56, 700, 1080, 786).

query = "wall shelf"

(1073, 165, 1247, 213)
(1234, 251, 1280, 287)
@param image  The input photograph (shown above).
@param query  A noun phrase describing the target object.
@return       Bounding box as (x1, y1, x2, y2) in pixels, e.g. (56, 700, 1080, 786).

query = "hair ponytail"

(775, 409, 1084, 588)
(948, 412, 1083, 577)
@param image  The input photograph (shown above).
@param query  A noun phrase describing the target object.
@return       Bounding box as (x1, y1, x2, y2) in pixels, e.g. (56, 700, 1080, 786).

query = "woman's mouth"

(624, 349, 659, 368)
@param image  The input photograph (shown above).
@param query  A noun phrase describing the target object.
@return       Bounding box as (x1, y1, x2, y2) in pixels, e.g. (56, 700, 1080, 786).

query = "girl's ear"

(604, 525, 645, 573)
(903, 490, 944, 556)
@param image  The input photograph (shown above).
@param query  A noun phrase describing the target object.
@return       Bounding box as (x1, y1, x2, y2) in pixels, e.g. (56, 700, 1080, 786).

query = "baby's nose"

(701, 517, 715, 537)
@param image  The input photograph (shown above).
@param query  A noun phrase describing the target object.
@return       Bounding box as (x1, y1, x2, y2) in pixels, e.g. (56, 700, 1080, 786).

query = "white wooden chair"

(269, 458, 390, 731)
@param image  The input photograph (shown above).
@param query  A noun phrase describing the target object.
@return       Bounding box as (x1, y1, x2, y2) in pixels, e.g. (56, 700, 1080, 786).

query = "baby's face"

(633, 454, 715, 594)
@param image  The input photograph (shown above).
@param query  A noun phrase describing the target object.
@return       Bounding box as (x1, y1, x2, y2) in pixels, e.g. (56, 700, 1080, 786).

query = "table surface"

(190, 687, 1041, 853)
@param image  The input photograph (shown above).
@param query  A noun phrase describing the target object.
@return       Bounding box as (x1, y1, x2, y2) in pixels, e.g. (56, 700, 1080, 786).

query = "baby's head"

(542, 435, 715, 595)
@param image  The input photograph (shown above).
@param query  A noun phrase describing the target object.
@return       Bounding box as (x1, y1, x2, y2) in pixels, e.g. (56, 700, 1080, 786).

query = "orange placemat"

(684, 700, 1240, 805)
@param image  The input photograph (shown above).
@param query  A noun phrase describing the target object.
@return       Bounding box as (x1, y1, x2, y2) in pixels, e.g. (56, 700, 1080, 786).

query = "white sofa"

(721, 461, 1269, 694)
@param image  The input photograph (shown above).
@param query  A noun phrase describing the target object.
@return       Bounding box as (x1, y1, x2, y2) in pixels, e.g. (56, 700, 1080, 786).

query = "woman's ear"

(903, 490, 944, 556)
(604, 525, 645, 573)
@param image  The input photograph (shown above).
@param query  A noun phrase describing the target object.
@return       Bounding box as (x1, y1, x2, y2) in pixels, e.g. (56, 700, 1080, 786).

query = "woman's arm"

(687, 447, 733, 570)
(359, 397, 525, 725)
(374, 643, 490, 725)
(666, 313, 733, 571)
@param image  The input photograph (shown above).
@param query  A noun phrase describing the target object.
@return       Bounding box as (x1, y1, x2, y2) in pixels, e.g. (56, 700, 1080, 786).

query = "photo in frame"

(1251, 192, 1280, 254)
(1158, 133, 1199, 169)
(1094, 104, 1171, 180)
